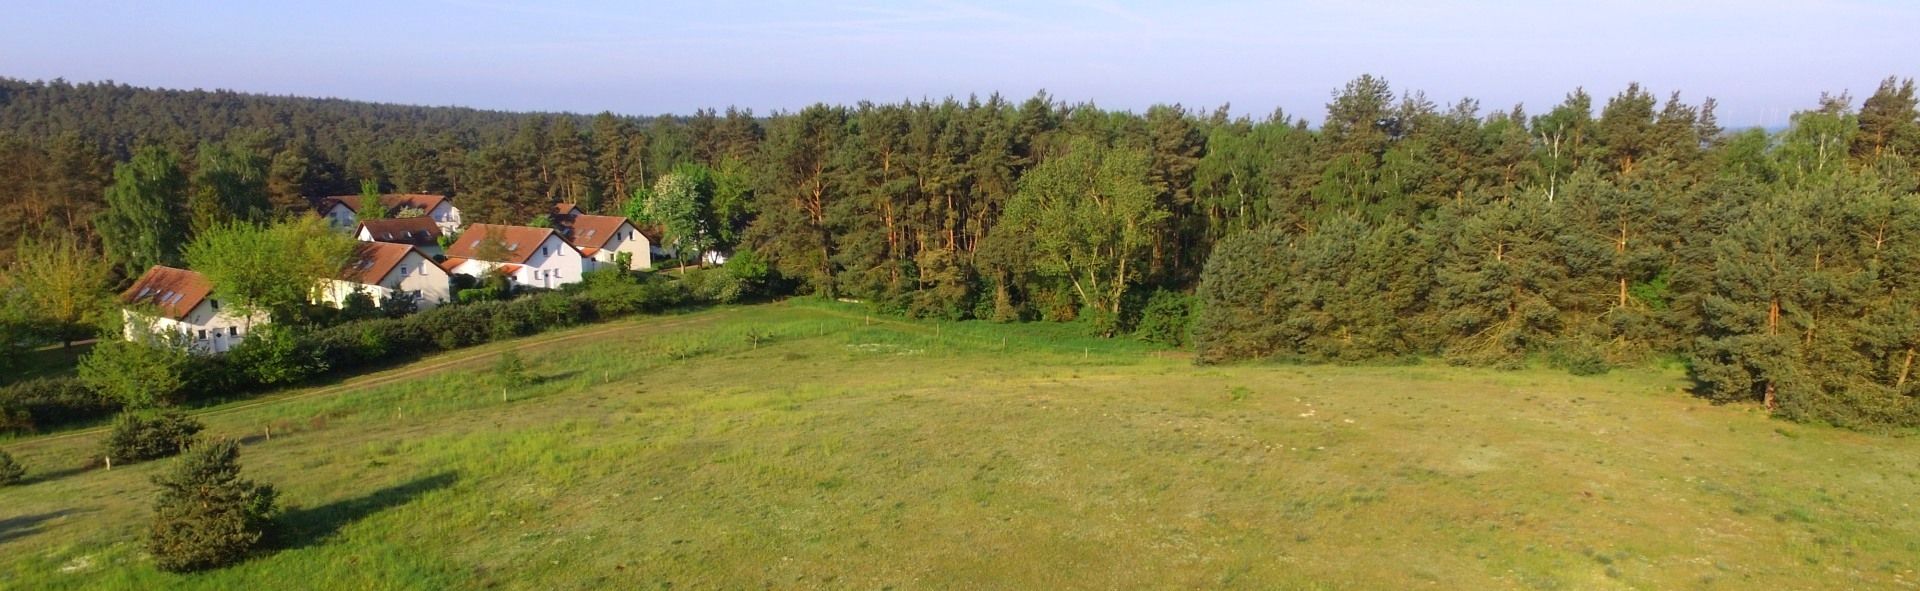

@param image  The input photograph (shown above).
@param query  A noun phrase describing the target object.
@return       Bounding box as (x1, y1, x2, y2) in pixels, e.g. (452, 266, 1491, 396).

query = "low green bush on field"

(103, 411, 204, 464)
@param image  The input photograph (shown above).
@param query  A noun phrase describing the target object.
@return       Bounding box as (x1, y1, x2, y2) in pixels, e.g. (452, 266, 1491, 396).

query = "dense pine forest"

(2, 75, 1917, 429)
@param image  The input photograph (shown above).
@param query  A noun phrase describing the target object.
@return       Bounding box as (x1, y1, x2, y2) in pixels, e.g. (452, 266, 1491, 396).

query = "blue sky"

(2, 1, 1915, 127)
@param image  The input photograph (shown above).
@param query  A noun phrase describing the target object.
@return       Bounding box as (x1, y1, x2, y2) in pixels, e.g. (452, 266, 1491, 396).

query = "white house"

(648, 236, 728, 266)
(318, 193, 463, 234)
(319, 242, 452, 311)
(119, 266, 266, 354)
(440, 224, 586, 290)
(551, 205, 651, 271)
(356, 216, 445, 257)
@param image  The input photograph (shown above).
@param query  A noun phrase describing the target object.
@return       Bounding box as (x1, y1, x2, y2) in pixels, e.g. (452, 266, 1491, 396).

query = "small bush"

(1133, 290, 1194, 347)
(226, 325, 327, 386)
(105, 411, 204, 464)
(0, 450, 23, 485)
(493, 351, 531, 388)
(148, 438, 277, 572)
(77, 338, 192, 409)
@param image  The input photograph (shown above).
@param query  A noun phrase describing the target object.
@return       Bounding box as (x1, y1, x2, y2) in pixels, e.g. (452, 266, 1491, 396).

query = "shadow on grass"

(276, 471, 459, 550)
(534, 370, 581, 385)
(23, 463, 94, 486)
(0, 508, 91, 545)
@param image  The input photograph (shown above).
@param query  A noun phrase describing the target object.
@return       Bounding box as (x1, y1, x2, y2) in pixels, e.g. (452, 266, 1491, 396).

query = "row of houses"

(121, 195, 663, 353)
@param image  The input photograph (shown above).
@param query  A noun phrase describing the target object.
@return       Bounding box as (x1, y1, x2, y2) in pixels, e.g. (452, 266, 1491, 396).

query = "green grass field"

(2, 302, 1917, 589)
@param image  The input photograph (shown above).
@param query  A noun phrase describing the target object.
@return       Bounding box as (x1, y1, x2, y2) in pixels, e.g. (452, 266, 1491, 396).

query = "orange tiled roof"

(338, 242, 426, 285)
(443, 224, 568, 264)
(120, 266, 213, 320)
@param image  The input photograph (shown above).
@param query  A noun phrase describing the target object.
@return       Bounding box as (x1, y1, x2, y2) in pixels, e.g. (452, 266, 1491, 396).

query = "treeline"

(1194, 84, 1920, 429)
(2, 75, 1918, 428)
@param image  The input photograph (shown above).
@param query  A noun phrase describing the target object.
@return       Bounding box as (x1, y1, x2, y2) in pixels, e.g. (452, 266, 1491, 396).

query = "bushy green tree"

(184, 217, 359, 323)
(993, 139, 1166, 335)
(78, 329, 192, 409)
(2, 233, 112, 346)
(188, 140, 271, 235)
(638, 163, 719, 264)
(357, 179, 387, 220)
(97, 145, 189, 276)
(148, 438, 277, 572)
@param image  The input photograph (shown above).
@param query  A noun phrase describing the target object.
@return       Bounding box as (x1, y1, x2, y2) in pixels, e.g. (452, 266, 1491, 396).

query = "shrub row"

(0, 376, 121, 434)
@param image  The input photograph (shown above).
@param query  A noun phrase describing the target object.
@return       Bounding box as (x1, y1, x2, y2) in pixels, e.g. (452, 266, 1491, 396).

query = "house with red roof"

(118, 265, 267, 354)
(355, 216, 446, 256)
(551, 204, 652, 271)
(441, 224, 586, 290)
(317, 193, 464, 234)
(319, 242, 452, 311)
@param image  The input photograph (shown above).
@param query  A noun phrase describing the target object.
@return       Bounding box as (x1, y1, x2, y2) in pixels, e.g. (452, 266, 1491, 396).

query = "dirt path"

(1, 309, 736, 452)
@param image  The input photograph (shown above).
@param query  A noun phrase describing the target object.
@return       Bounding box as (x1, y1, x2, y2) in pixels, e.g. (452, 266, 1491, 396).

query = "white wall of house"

(319, 251, 452, 310)
(589, 223, 652, 271)
(323, 203, 356, 230)
(451, 234, 584, 290)
(517, 234, 585, 289)
(647, 242, 727, 267)
(428, 202, 463, 234)
(122, 301, 266, 355)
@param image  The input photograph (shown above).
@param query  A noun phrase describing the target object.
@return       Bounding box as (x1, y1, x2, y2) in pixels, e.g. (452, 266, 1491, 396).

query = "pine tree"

(148, 439, 277, 572)
(1853, 77, 1920, 162)
(0, 449, 23, 485)
(1597, 83, 1658, 177)
(1435, 196, 1568, 365)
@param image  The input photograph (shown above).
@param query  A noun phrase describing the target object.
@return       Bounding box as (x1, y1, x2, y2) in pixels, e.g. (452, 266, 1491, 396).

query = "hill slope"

(2, 302, 1916, 589)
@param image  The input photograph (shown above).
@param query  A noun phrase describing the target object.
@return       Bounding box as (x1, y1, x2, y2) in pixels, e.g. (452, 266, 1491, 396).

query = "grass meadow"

(2, 301, 1917, 589)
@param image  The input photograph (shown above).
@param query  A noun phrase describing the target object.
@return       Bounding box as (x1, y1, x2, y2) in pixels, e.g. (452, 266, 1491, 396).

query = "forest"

(0, 75, 1916, 429)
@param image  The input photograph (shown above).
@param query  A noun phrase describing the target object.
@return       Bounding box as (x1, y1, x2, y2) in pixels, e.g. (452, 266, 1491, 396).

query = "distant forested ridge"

(2, 75, 1917, 429)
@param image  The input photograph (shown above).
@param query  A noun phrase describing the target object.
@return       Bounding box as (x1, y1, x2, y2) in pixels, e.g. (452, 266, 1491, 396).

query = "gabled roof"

(443, 224, 572, 264)
(560, 214, 636, 250)
(338, 242, 430, 285)
(317, 193, 451, 216)
(437, 257, 469, 274)
(553, 203, 580, 217)
(357, 216, 443, 246)
(120, 266, 212, 321)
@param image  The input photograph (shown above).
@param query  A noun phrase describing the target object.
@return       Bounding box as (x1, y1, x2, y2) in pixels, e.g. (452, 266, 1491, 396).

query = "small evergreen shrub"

(0, 450, 24, 485)
(148, 439, 277, 572)
(104, 411, 204, 464)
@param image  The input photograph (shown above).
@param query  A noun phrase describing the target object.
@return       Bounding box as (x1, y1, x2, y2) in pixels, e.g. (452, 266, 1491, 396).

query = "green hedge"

(0, 376, 120, 434)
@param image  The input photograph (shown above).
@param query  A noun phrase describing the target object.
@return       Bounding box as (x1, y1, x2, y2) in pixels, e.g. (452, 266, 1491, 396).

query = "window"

(229, 327, 238, 336)
(399, 266, 408, 276)
(210, 299, 219, 310)
(542, 246, 551, 256)
(197, 329, 207, 340)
